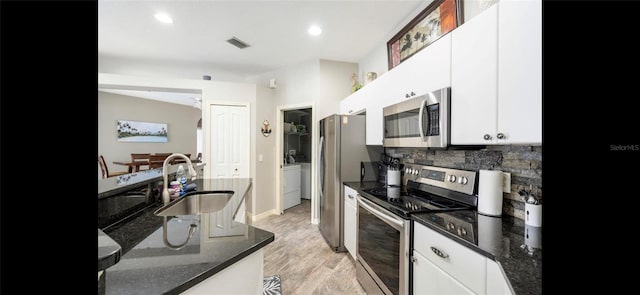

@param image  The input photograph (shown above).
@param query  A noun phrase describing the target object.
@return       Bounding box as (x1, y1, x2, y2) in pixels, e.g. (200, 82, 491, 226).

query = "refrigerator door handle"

(318, 136, 324, 200)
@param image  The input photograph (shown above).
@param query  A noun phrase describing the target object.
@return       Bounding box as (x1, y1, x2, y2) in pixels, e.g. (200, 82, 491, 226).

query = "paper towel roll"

(478, 170, 503, 216)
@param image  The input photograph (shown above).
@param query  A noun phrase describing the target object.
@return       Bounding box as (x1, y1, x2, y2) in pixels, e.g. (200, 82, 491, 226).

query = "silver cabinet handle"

(348, 194, 354, 199)
(430, 246, 449, 259)
(411, 256, 417, 263)
(497, 133, 505, 139)
(483, 134, 492, 140)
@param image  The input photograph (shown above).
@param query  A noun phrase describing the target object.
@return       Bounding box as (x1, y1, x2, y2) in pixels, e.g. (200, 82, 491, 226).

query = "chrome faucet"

(162, 153, 198, 204)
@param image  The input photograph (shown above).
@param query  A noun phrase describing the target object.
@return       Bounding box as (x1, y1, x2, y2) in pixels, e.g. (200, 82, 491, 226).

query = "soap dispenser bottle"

(176, 165, 187, 196)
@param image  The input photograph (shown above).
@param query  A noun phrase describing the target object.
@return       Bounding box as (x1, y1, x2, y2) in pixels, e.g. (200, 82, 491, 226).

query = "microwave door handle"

(418, 99, 427, 142)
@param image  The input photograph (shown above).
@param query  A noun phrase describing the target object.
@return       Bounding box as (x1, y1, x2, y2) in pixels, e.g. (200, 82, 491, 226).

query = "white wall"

(251, 84, 278, 217)
(99, 55, 246, 83)
(98, 91, 201, 176)
(318, 59, 358, 120)
(357, 0, 435, 78)
(278, 60, 320, 106)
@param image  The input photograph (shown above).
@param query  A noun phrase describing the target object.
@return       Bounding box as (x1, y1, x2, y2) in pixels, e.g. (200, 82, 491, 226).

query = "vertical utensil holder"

(525, 203, 542, 227)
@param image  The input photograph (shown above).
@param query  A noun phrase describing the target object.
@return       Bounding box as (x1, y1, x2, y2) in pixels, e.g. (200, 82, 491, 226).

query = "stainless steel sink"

(154, 190, 234, 216)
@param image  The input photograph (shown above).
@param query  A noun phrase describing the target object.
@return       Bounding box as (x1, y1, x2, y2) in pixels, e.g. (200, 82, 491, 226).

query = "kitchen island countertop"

(101, 178, 274, 295)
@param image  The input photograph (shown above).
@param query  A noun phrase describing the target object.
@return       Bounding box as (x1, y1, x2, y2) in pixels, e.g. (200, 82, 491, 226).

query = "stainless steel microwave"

(383, 87, 450, 148)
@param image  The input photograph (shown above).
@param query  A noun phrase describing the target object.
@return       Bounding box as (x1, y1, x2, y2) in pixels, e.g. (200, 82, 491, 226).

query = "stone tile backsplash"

(387, 145, 542, 220)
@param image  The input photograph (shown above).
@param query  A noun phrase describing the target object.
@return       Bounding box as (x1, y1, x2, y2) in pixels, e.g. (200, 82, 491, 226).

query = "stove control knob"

(447, 223, 455, 231)
(413, 169, 419, 175)
(458, 176, 468, 185)
(406, 168, 411, 174)
(457, 227, 467, 236)
(449, 175, 457, 183)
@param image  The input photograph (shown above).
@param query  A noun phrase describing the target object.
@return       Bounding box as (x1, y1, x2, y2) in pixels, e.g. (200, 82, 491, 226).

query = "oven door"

(356, 194, 410, 295)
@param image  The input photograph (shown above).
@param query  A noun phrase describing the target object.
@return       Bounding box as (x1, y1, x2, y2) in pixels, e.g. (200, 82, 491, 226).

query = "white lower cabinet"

(413, 250, 475, 295)
(486, 259, 514, 295)
(413, 222, 486, 295)
(343, 185, 357, 259)
(181, 249, 264, 295)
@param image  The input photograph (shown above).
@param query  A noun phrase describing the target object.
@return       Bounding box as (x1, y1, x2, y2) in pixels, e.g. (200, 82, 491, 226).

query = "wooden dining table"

(113, 159, 201, 173)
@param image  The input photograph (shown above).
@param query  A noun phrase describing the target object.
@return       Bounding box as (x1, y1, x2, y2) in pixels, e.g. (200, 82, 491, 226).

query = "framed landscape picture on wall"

(387, 0, 462, 70)
(117, 120, 168, 143)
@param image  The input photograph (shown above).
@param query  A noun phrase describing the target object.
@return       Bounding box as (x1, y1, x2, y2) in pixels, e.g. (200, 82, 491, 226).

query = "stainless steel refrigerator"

(318, 114, 375, 252)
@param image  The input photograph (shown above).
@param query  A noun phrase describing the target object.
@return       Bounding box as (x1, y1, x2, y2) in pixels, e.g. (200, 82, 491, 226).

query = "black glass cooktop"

(361, 186, 473, 218)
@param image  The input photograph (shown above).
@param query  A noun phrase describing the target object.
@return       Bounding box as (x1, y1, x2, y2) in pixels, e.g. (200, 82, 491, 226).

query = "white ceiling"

(98, 0, 426, 104)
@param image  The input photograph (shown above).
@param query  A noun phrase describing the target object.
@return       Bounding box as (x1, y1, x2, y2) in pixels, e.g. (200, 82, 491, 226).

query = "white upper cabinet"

(451, 3, 499, 145)
(451, 0, 541, 145)
(387, 33, 453, 107)
(497, 0, 542, 144)
(340, 85, 368, 115)
(339, 34, 452, 146)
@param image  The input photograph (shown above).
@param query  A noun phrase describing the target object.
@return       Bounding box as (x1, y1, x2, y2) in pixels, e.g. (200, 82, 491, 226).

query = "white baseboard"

(249, 209, 279, 222)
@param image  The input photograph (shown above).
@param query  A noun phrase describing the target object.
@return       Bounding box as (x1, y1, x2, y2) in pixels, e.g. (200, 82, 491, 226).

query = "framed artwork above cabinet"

(387, 0, 461, 70)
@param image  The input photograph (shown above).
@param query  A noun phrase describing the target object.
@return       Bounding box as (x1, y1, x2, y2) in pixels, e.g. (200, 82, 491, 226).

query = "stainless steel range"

(356, 164, 479, 295)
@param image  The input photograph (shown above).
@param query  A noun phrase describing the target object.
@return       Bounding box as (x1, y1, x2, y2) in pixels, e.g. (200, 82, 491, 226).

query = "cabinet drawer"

(344, 186, 357, 207)
(414, 222, 486, 294)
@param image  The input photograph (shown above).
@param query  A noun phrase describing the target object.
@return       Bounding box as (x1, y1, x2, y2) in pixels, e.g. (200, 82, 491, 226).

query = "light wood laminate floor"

(252, 199, 366, 294)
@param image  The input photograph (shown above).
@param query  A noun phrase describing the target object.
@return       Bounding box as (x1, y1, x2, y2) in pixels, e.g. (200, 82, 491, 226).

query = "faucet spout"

(162, 153, 198, 204)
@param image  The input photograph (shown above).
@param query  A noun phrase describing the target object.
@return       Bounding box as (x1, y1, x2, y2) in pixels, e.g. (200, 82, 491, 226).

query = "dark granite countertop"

(344, 181, 542, 295)
(98, 163, 206, 199)
(102, 178, 275, 295)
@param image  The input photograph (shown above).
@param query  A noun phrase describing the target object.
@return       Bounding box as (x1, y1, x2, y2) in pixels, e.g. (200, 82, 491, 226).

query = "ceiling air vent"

(226, 37, 250, 49)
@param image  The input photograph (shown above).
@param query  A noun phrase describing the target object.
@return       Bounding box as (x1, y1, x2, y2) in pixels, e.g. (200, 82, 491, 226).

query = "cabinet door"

(343, 185, 357, 259)
(364, 75, 390, 146)
(340, 88, 367, 115)
(497, 0, 542, 144)
(486, 259, 514, 295)
(393, 34, 452, 104)
(344, 200, 357, 260)
(414, 222, 486, 294)
(413, 250, 476, 295)
(451, 4, 498, 145)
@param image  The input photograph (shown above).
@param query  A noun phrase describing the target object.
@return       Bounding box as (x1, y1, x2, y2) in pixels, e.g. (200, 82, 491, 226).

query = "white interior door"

(210, 104, 249, 178)
(209, 103, 249, 237)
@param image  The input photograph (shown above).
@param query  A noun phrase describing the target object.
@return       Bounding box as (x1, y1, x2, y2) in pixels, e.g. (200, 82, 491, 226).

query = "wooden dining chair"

(130, 153, 151, 171)
(149, 154, 170, 169)
(171, 153, 191, 164)
(98, 155, 128, 179)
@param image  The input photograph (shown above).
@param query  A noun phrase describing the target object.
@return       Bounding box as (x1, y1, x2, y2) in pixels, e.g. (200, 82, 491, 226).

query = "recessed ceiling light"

(308, 25, 322, 36)
(154, 13, 174, 24)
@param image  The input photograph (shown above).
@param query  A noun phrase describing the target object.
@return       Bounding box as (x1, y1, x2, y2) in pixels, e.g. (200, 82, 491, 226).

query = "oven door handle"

(418, 98, 427, 142)
(357, 195, 403, 229)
